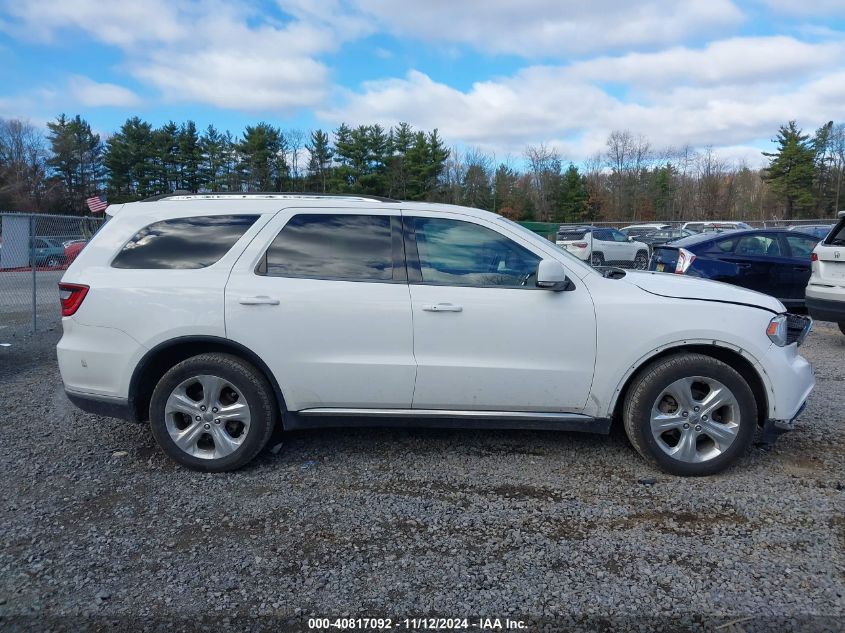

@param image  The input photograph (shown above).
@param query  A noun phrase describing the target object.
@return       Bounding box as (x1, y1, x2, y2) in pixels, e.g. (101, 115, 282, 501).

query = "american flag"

(86, 195, 108, 214)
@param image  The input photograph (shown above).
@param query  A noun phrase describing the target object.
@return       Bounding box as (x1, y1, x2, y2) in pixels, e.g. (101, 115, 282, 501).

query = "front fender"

(592, 338, 774, 420)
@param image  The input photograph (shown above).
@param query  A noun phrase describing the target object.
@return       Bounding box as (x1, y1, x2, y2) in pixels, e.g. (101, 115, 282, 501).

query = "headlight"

(767, 315, 788, 346)
(767, 313, 813, 347)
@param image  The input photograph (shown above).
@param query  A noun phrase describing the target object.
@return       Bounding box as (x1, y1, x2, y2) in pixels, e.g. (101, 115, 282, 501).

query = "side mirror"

(536, 259, 574, 292)
(628, 236, 634, 242)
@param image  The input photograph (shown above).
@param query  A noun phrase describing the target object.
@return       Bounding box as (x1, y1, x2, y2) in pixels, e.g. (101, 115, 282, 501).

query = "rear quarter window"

(111, 215, 259, 269)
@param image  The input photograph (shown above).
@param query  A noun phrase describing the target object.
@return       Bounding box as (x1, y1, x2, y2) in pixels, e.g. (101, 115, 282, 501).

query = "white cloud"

(67, 75, 140, 107)
(349, 0, 744, 56)
(567, 36, 844, 88)
(321, 36, 845, 161)
(0, 0, 348, 112)
(0, 0, 185, 46)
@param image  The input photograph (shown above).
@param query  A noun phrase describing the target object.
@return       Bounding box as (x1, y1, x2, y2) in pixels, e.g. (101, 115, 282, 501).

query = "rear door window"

(112, 215, 259, 269)
(259, 213, 401, 282)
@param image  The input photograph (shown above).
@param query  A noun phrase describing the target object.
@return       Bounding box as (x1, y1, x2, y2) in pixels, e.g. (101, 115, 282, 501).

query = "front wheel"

(839, 322, 845, 336)
(149, 353, 277, 472)
(633, 250, 649, 270)
(623, 353, 757, 476)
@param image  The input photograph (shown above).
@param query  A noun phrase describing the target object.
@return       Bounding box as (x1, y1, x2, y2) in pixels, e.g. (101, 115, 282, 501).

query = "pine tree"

(178, 121, 202, 192)
(361, 124, 389, 195)
(46, 114, 102, 213)
(385, 122, 414, 198)
(306, 129, 333, 193)
(332, 124, 355, 191)
(557, 164, 588, 222)
(762, 121, 816, 220)
(200, 125, 225, 192)
(104, 116, 155, 200)
(153, 121, 180, 194)
(238, 123, 286, 191)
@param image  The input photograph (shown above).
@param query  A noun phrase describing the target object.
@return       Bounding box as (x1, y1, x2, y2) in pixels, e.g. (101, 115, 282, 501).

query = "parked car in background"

(682, 221, 752, 233)
(58, 192, 814, 476)
(31, 237, 66, 267)
(649, 229, 820, 308)
(788, 224, 834, 240)
(620, 223, 671, 239)
(639, 228, 695, 249)
(805, 211, 845, 335)
(557, 225, 650, 268)
(63, 239, 88, 266)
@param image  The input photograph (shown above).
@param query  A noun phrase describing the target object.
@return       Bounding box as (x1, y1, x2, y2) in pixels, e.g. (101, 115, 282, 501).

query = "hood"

(622, 270, 785, 313)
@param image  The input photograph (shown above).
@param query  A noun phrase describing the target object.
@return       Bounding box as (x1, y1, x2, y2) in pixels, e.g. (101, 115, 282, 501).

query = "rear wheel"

(623, 353, 757, 476)
(149, 353, 277, 472)
(633, 250, 649, 270)
(591, 252, 605, 267)
(46, 256, 60, 268)
(839, 322, 845, 336)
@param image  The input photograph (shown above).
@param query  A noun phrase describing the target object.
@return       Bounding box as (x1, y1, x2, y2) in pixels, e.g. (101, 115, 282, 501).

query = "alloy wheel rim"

(164, 374, 251, 460)
(649, 376, 740, 463)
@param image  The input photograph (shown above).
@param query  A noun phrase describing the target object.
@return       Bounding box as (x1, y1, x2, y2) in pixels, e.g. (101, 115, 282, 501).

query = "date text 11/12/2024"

(307, 617, 528, 630)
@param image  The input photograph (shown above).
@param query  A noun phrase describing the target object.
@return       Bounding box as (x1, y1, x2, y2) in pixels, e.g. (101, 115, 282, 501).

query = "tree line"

(1, 113, 842, 222)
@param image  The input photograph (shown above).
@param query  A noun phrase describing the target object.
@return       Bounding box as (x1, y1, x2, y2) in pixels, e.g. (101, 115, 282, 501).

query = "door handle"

(422, 303, 463, 312)
(238, 296, 280, 305)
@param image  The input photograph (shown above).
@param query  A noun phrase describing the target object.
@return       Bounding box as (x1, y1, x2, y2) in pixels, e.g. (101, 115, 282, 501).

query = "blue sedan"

(648, 229, 820, 308)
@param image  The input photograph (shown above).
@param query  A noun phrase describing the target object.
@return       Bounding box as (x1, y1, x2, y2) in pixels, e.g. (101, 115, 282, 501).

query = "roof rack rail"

(139, 191, 400, 203)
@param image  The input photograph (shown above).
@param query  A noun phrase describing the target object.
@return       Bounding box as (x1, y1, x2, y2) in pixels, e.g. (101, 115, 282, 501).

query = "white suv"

(555, 226, 650, 268)
(806, 210, 845, 335)
(58, 193, 814, 476)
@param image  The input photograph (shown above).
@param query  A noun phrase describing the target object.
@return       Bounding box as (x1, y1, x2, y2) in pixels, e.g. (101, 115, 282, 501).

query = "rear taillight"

(58, 283, 89, 316)
(573, 242, 588, 248)
(675, 248, 696, 274)
(810, 252, 818, 262)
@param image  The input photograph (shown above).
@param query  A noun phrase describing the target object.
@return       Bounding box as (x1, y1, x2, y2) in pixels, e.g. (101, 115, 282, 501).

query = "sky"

(0, 0, 844, 168)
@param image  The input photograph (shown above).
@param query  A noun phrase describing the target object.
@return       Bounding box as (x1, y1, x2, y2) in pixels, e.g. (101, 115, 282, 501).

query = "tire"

(839, 322, 845, 336)
(149, 353, 277, 472)
(633, 250, 649, 270)
(591, 252, 605, 267)
(622, 353, 757, 476)
(46, 256, 60, 268)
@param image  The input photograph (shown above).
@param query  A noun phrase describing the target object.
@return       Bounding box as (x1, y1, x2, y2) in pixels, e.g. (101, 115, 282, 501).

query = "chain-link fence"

(519, 217, 840, 270)
(0, 212, 838, 342)
(0, 213, 105, 341)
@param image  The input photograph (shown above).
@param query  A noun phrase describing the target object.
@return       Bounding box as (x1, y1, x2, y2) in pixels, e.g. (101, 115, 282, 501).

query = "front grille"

(786, 313, 812, 346)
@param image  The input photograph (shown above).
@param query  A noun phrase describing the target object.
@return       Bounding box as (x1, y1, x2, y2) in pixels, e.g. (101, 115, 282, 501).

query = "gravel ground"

(1, 323, 843, 632)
